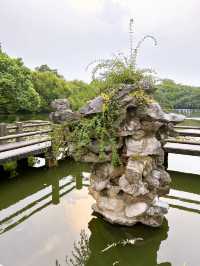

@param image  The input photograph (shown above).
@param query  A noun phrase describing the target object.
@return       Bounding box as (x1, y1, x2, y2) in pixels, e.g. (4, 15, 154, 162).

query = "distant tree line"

(0, 48, 199, 114)
(155, 79, 200, 110)
(0, 49, 99, 114)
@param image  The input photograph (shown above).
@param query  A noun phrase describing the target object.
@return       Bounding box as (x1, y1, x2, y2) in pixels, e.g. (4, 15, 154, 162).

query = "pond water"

(0, 157, 200, 266)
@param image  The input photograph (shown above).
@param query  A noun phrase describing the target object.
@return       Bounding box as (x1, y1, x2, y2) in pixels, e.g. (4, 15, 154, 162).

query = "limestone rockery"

(50, 84, 185, 227)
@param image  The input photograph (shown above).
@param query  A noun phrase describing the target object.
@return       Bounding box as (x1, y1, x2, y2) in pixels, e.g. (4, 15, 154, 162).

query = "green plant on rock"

(69, 92, 122, 166)
(130, 89, 154, 106)
(3, 160, 18, 178)
(87, 18, 157, 91)
(50, 19, 157, 168)
(27, 156, 39, 167)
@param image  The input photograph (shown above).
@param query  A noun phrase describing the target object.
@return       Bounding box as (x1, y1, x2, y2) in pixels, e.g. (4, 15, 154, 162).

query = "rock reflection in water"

(62, 217, 170, 266)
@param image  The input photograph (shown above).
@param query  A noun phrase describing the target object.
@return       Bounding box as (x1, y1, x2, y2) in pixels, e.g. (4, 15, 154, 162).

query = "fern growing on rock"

(87, 18, 157, 90)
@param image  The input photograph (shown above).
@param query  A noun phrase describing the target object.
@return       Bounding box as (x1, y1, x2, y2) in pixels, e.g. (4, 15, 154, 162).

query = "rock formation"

(49, 98, 80, 123)
(50, 84, 185, 227)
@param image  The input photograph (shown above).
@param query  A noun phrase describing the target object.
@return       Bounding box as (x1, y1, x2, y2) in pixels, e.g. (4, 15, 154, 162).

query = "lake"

(0, 156, 200, 266)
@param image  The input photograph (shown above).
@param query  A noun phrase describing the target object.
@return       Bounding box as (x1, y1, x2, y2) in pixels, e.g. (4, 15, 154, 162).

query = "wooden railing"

(0, 121, 54, 166)
(0, 120, 52, 144)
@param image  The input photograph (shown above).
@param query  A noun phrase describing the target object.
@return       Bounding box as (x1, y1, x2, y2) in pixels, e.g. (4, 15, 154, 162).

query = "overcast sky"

(0, 0, 200, 86)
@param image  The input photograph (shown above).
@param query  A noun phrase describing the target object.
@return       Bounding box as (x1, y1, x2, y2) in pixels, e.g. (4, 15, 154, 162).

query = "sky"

(0, 0, 200, 86)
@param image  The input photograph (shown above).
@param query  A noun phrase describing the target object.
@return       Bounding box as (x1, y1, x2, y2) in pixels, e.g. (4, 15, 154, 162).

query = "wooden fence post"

(16, 122, 23, 142)
(0, 123, 8, 144)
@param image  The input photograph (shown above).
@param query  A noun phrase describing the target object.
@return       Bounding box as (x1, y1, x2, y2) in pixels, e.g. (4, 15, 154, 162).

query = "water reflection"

(88, 218, 170, 266)
(0, 160, 200, 266)
(0, 161, 90, 235)
(62, 218, 170, 266)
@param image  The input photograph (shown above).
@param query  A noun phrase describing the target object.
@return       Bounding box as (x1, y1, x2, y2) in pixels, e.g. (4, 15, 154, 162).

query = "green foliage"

(65, 230, 90, 266)
(35, 64, 64, 78)
(50, 124, 69, 159)
(154, 79, 200, 110)
(31, 70, 70, 111)
(0, 48, 99, 114)
(87, 19, 157, 91)
(3, 160, 18, 178)
(87, 53, 155, 92)
(50, 19, 158, 167)
(0, 51, 41, 113)
(130, 89, 154, 106)
(69, 91, 121, 166)
(27, 156, 38, 167)
(68, 80, 100, 110)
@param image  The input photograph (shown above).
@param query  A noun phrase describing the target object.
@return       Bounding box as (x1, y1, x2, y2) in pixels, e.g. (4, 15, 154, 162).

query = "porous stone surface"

(86, 86, 184, 227)
(50, 84, 185, 227)
(49, 98, 80, 123)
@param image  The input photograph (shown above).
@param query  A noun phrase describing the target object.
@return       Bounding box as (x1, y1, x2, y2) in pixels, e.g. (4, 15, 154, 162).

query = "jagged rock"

(119, 175, 149, 196)
(146, 102, 185, 123)
(97, 197, 125, 212)
(49, 109, 79, 123)
(107, 186, 121, 198)
(118, 119, 141, 137)
(125, 159, 144, 183)
(145, 169, 171, 195)
(152, 198, 169, 214)
(51, 98, 71, 110)
(125, 157, 155, 183)
(125, 202, 148, 218)
(115, 84, 137, 100)
(88, 139, 123, 154)
(126, 136, 161, 156)
(131, 130, 146, 140)
(139, 214, 164, 227)
(79, 152, 111, 163)
(91, 163, 124, 180)
(141, 120, 163, 134)
(91, 179, 109, 192)
(155, 148, 165, 166)
(79, 96, 104, 116)
(49, 98, 80, 123)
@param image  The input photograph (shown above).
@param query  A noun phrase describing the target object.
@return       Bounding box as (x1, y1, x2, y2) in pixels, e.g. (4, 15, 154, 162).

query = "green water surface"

(0, 159, 200, 266)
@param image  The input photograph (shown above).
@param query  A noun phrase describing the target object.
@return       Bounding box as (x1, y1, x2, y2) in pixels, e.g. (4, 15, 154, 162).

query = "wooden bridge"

(0, 120, 200, 169)
(0, 121, 53, 166)
(163, 125, 200, 168)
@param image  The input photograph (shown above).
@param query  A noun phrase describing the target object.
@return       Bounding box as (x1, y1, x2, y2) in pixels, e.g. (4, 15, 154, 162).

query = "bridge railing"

(0, 121, 52, 144)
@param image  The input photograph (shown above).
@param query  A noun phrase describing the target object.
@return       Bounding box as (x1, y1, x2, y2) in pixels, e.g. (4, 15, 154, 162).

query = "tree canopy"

(0, 51, 41, 113)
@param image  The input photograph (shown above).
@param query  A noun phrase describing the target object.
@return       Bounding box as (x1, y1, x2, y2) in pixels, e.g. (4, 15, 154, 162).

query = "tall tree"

(0, 51, 41, 113)
(32, 70, 70, 111)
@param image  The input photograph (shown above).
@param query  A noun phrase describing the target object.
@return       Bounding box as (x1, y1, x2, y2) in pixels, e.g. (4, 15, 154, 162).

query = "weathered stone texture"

(50, 85, 185, 227)
(87, 85, 184, 227)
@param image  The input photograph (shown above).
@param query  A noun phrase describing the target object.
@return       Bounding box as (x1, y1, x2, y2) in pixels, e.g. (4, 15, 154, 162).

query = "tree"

(154, 79, 200, 110)
(35, 64, 64, 78)
(0, 51, 41, 113)
(31, 70, 71, 111)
